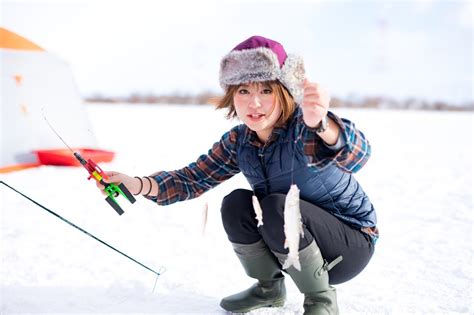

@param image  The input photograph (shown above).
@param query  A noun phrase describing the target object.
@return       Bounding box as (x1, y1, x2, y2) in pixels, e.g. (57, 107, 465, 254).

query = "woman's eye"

(238, 89, 249, 94)
(262, 89, 273, 94)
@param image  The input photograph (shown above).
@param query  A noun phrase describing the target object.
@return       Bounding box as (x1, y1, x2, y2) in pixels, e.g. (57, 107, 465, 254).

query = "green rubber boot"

(273, 241, 342, 315)
(220, 240, 286, 313)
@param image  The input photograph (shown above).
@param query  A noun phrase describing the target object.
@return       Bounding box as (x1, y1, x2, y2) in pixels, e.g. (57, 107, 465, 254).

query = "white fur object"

(283, 184, 304, 271)
(252, 195, 264, 227)
(219, 47, 305, 103)
(280, 54, 305, 104)
(201, 201, 208, 236)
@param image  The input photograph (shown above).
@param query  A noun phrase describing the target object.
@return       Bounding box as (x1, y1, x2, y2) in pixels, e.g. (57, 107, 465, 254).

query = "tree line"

(85, 92, 473, 111)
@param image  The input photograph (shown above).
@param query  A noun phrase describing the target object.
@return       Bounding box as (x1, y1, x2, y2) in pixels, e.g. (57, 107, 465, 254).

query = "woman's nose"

(248, 95, 261, 108)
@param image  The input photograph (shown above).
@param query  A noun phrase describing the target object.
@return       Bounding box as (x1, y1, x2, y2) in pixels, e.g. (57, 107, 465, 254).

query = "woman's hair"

(213, 80, 296, 127)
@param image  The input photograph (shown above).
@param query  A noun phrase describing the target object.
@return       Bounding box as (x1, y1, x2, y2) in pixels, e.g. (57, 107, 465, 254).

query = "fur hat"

(219, 35, 305, 102)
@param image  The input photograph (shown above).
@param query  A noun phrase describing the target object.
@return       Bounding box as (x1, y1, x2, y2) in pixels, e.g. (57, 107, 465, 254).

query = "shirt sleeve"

(301, 111, 371, 173)
(147, 128, 241, 205)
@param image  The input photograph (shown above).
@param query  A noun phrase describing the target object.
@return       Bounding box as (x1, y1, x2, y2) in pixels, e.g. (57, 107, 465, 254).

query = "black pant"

(221, 189, 375, 285)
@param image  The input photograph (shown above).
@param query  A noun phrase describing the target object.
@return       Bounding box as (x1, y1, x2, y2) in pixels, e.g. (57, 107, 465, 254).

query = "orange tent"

(0, 27, 44, 51)
(0, 27, 111, 173)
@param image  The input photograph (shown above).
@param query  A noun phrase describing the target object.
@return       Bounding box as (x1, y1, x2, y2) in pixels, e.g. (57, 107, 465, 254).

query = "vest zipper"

(258, 141, 270, 194)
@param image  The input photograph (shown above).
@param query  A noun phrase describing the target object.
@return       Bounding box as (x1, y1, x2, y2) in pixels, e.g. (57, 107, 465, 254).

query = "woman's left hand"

(301, 79, 331, 128)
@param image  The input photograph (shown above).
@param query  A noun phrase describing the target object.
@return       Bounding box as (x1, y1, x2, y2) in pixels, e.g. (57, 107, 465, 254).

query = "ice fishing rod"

(0, 180, 164, 278)
(42, 110, 135, 215)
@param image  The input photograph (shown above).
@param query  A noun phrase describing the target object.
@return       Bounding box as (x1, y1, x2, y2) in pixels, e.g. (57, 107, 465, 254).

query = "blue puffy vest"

(234, 114, 377, 229)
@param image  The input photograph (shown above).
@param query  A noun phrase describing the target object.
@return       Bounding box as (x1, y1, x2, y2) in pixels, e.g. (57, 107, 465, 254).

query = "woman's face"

(233, 83, 281, 142)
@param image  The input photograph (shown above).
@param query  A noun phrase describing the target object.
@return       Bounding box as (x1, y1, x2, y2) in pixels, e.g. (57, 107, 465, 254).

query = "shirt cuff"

(323, 129, 346, 151)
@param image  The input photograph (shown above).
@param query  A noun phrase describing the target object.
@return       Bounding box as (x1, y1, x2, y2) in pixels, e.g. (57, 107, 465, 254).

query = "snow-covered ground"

(1, 104, 472, 314)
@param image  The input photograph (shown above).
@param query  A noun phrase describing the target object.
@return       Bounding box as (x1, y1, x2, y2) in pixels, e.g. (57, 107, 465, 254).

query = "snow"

(1, 104, 473, 314)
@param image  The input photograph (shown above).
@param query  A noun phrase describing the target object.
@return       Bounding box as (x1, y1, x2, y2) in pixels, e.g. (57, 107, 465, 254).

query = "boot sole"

(220, 297, 286, 313)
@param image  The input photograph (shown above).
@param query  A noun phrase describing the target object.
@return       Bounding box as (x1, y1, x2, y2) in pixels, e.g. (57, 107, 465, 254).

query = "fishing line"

(40, 107, 75, 153)
(290, 124, 305, 185)
(41, 107, 96, 149)
(152, 267, 167, 293)
(0, 180, 164, 278)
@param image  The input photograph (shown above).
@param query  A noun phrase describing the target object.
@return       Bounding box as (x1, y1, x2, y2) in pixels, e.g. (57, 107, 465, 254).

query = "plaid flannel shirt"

(148, 110, 371, 206)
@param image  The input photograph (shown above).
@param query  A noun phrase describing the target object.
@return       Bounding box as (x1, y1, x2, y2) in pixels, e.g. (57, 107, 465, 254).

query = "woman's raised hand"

(301, 79, 331, 128)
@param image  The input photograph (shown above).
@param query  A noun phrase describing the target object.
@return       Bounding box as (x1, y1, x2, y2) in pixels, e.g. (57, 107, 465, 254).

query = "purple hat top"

(219, 35, 305, 102)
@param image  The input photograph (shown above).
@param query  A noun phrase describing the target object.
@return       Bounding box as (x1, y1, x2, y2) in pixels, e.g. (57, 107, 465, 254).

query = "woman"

(99, 36, 378, 315)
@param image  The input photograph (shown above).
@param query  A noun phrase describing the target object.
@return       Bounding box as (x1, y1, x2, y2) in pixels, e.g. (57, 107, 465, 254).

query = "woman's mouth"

(247, 113, 265, 122)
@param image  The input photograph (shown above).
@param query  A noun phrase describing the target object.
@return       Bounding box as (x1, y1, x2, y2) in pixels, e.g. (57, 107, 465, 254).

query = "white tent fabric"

(1, 28, 97, 171)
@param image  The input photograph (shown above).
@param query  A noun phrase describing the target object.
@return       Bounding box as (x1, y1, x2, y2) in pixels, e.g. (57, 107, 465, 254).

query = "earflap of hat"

(219, 47, 281, 89)
(279, 54, 305, 104)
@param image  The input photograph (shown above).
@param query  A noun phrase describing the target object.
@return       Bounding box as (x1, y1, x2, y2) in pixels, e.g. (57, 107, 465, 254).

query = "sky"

(1, 0, 473, 104)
